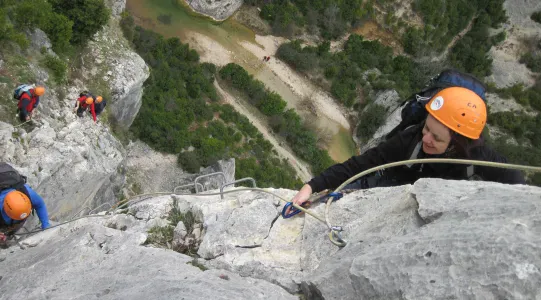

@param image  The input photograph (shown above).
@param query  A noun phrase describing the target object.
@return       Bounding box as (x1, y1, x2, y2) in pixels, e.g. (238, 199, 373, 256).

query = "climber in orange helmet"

(0, 163, 50, 246)
(74, 92, 97, 122)
(290, 87, 525, 207)
(15, 84, 45, 122)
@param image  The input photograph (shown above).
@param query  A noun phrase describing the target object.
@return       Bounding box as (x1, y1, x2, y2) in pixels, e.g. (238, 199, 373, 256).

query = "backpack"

(13, 84, 34, 100)
(0, 162, 30, 201)
(385, 69, 487, 140)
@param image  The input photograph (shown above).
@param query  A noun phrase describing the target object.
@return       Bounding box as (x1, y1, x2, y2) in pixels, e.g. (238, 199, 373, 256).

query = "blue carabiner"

(282, 202, 309, 219)
(282, 192, 344, 219)
(327, 192, 343, 201)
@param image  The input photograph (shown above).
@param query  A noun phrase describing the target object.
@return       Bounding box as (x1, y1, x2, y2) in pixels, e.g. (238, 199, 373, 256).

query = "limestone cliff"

(0, 1, 148, 220)
(1, 179, 539, 299)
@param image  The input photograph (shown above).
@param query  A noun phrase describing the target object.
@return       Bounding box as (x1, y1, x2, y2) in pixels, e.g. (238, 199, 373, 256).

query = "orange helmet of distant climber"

(85, 97, 94, 105)
(34, 86, 45, 96)
(3, 190, 32, 220)
(95, 96, 103, 103)
(425, 87, 487, 139)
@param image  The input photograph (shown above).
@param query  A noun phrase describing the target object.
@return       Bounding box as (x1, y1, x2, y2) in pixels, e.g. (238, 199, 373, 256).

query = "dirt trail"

(240, 35, 351, 130)
(214, 81, 313, 182)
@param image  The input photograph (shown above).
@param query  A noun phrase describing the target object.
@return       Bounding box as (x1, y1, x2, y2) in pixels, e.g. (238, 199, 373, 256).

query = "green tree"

(49, 0, 109, 45)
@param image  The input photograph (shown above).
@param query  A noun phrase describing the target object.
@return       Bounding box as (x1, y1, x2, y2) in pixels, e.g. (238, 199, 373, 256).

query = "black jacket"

(308, 124, 525, 193)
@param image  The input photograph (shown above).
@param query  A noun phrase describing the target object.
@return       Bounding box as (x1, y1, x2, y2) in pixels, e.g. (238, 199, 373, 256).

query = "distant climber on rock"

(74, 92, 97, 122)
(291, 86, 526, 207)
(93, 96, 107, 117)
(0, 163, 50, 246)
(14, 84, 45, 122)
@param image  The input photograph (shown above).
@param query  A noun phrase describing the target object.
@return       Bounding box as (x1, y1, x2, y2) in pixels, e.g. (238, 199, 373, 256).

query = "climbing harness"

(12, 159, 541, 249)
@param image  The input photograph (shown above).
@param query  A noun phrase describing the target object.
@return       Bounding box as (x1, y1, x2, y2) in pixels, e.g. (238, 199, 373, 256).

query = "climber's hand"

(0, 232, 6, 242)
(291, 184, 312, 207)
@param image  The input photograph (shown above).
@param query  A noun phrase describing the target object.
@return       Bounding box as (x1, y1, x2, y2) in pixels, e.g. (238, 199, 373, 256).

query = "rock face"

(84, 18, 149, 129)
(124, 140, 236, 195)
(0, 92, 124, 221)
(486, 0, 541, 88)
(0, 213, 295, 300)
(106, 0, 126, 17)
(302, 179, 541, 299)
(0, 5, 148, 220)
(184, 0, 243, 21)
(1, 179, 539, 298)
(134, 179, 540, 297)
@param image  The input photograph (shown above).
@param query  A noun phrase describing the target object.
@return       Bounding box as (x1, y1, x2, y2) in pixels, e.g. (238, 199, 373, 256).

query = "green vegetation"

(6, 0, 109, 53)
(246, 0, 370, 39)
(531, 11, 541, 24)
(120, 12, 136, 44)
(48, 0, 109, 46)
(41, 54, 67, 84)
(277, 36, 430, 108)
(219, 64, 287, 116)
(129, 26, 302, 189)
(408, 0, 506, 55)
(487, 109, 541, 186)
(357, 104, 387, 142)
(490, 82, 541, 112)
(145, 198, 198, 255)
(520, 52, 541, 73)
(219, 62, 334, 175)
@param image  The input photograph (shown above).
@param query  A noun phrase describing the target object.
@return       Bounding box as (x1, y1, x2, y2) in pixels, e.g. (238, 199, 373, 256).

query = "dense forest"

(120, 20, 302, 189)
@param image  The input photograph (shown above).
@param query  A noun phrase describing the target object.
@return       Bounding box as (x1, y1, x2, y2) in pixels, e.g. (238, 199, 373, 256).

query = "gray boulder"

(302, 179, 541, 299)
(184, 0, 243, 21)
(105, 0, 126, 17)
(84, 16, 149, 129)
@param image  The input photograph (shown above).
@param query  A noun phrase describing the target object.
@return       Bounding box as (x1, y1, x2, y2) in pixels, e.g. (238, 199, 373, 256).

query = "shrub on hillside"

(531, 11, 541, 24)
(357, 104, 387, 141)
(177, 151, 201, 173)
(0, 8, 28, 48)
(42, 54, 67, 84)
(12, 0, 72, 52)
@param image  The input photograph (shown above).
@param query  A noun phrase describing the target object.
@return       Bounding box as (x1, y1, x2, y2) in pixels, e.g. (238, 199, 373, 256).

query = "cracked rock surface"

(0, 201, 295, 300)
(1, 179, 539, 299)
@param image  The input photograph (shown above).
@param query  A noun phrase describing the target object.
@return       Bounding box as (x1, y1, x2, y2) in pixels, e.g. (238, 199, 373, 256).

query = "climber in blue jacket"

(0, 184, 50, 242)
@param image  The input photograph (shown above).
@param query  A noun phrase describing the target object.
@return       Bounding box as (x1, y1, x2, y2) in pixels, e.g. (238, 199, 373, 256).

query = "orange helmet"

(95, 96, 103, 103)
(85, 97, 94, 105)
(3, 190, 32, 220)
(426, 87, 487, 139)
(34, 86, 45, 96)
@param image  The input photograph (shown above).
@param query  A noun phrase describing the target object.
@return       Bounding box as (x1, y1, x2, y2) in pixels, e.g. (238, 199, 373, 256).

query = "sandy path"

(214, 81, 313, 182)
(185, 32, 234, 66)
(240, 35, 351, 130)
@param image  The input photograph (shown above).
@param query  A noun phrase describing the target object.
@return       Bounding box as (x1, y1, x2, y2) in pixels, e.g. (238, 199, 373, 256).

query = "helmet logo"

(19, 213, 28, 219)
(430, 96, 444, 111)
(467, 102, 477, 108)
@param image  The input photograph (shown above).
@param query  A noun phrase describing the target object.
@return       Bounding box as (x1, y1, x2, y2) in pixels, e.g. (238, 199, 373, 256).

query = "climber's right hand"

(0, 232, 6, 242)
(291, 184, 313, 207)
